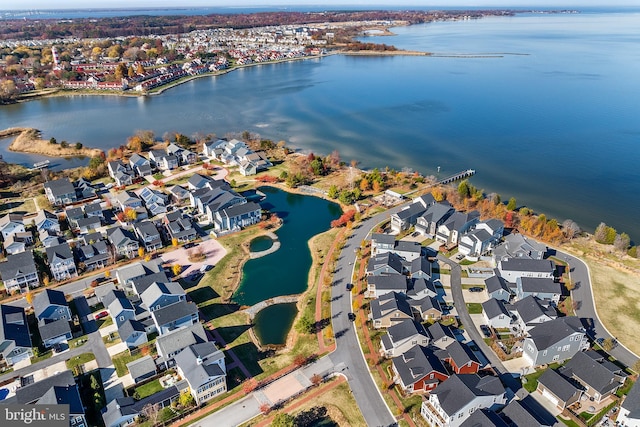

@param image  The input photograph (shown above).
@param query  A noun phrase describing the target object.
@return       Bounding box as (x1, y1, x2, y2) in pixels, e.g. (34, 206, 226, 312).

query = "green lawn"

(466, 303, 483, 314)
(113, 350, 145, 377)
(558, 417, 582, 427)
(134, 379, 164, 399)
(66, 352, 96, 370)
(522, 363, 562, 392)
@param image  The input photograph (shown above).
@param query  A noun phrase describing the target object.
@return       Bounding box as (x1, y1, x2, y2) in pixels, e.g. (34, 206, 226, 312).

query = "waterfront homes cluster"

(202, 138, 272, 176)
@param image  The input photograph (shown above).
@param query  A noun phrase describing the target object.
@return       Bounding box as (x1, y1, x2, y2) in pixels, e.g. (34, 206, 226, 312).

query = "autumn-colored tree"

(242, 378, 258, 394)
(138, 247, 145, 258)
(172, 264, 182, 276)
(114, 63, 127, 80)
(136, 63, 146, 75)
(25, 292, 34, 305)
(310, 373, 322, 386)
(179, 391, 195, 407)
(359, 178, 370, 191)
(172, 237, 178, 247)
(293, 354, 307, 367)
(43, 275, 50, 286)
(372, 180, 381, 193)
(124, 207, 137, 222)
(259, 403, 271, 415)
(104, 270, 111, 278)
(432, 187, 445, 202)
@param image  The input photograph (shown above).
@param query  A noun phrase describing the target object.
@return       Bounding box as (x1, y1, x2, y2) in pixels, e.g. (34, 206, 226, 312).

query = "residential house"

(4, 370, 76, 404)
(371, 234, 422, 262)
(415, 201, 455, 237)
(76, 240, 111, 271)
(559, 350, 625, 403)
(107, 227, 140, 259)
(113, 191, 143, 212)
(0, 213, 24, 240)
(139, 187, 169, 217)
(149, 149, 178, 170)
(32, 210, 60, 234)
(187, 173, 216, 191)
(436, 210, 480, 247)
(459, 409, 509, 427)
(115, 260, 165, 292)
(134, 221, 163, 252)
(497, 258, 555, 283)
(370, 233, 395, 255)
(44, 178, 77, 206)
(508, 295, 557, 333)
(390, 193, 435, 233)
(202, 139, 226, 159)
(83, 201, 104, 222)
(367, 252, 405, 277)
(500, 398, 557, 427)
(164, 211, 197, 243)
(617, 378, 640, 427)
(129, 153, 153, 176)
(168, 184, 191, 205)
(482, 298, 512, 330)
(410, 256, 433, 281)
(140, 281, 186, 312)
(76, 216, 101, 234)
(39, 318, 72, 348)
(108, 160, 134, 184)
(536, 367, 582, 410)
(439, 340, 482, 374)
(46, 243, 78, 281)
(369, 292, 414, 329)
(118, 319, 148, 349)
(492, 233, 547, 265)
(36, 384, 87, 427)
(214, 201, 261, 232)
(105, 290, 135, 328)
(0, 251, 40, 293)
(102, 386, 180, 427)
(167, 143, 197, 165)
(202, 189, 246, 224)
(522, 316, 589, 367)
(458, 219, 504, 258)
(74, 177, 96, 200)
(0, 304, 33, 366)
(65, 206, 85, 230)
(392, 345, 449, 393)
(33, 289, 71, 323)
(174, 342, 226, 405)
(410, 296, 443, 322)
(152, 300, 199, 335)
(380, 319, 429, 358)
(3, 234, 27, 255)
(367, 275, 408, 299)
(408, 277, 437, 300)
(484, 274, 513, 302)
(515, 277, 562, 305)
(155, 322, 208, 368)
(428, 322, 457, 350)
(39, 230, 64, 248)
(127, 355, 157, 383)
(420, 374, 507, 427)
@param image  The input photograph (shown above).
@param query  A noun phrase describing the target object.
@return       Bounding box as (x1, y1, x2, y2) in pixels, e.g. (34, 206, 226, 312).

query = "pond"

(249, 235, 274, 252)
(234, 186, 341, 345)
(252, 303, 298, 347)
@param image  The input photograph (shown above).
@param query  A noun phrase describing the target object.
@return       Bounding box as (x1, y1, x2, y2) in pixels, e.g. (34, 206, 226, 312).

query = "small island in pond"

(1, 127, 103, 158)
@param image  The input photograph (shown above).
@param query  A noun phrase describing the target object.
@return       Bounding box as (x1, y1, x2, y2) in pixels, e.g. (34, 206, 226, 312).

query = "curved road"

(556, 249, 639, 367)
(329, 206, 405, 427)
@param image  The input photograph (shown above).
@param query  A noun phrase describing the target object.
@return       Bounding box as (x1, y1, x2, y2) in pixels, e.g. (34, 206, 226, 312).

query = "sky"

(3, 1, 639, 11)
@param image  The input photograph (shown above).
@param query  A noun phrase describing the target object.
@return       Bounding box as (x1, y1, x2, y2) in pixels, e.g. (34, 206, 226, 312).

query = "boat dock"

(439, 169, 475, 184)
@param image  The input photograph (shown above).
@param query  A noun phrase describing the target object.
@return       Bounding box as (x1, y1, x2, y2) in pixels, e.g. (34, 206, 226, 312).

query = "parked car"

(200, 264, 213, 273)
(469, 287, 484, 293)
(94, 311, 109, 320)
(480, 325, 492, 338)
(346, 283, 353, 291)
(348, 312, 356, 321)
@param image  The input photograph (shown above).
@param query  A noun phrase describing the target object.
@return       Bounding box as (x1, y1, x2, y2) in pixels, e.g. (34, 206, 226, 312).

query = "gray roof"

(107, 291, 134, 315)
(116, 259, 163, 284)
(46, 243, 74, 263)
(509, 296, 554, 324)
(221, 201, 261, 217)
(37, 384, 84, 415)
(371, 233, 396, 245)
(386, 319, 427, 345)
(140, 281, 184, 308)
(118, 319, 146, 340)
(561, 350, 621, 395)
(528, 316, 584, 350)
(394, 240, 422, 254)
(410, 256, 432, 277)
(38, 318, 71, 341)
(420, 202, 454, 224)
(33, 289, 68, 318)
(126, 355, 157, 380)
(408, 277, 436, 298)
(445, 340, 480, 369)
(0, 250, 37, 280)
(173, 342, 225, 389)
(428, 322, 455, 342)
(518, 277, 562, 295)
(0, 304, 32, 348)
(392, 345, 447, 387)
(482, 298, 510, 320)
(103, 289, 130, 309)
(368, 252, 404, 275)
(152, 300, 198, 326)
(76, 216, 101, 228)
(460, 409, 509, 427)
(494, 233, 547, 261)
(10, 370, 75, 404)
(103, 386, 179, 427)
(501, 398, 556, 427)
(132, 272, 171, 295)
(135, 220, 161, 239)
(432, 374, 505, 416)
(370, 292, 412, 321)
(107, 226, 137, 247)
(442, 210, 480, 232)
(500, 258, 554, 273)
(44, 178, 75, 197)
(621, 378, 640, 418)
(188, 173, 214, 189)
(84, 202, 103, 215)
(537, 368, 580, 402)
(155, 322, 208, 357)
(368, 274, 407, 292)
(484, 274, 511, 295)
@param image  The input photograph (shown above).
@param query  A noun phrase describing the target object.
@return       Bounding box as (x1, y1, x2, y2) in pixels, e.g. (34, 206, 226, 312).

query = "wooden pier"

(438, 169, 475, 184)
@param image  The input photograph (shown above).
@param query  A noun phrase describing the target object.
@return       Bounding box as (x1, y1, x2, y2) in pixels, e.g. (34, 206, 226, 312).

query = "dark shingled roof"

(0, 304, 32, 349)
(33, 288, 68, 318)
(460, 409, 509, 427)
(560, 350, 622, 395)
(38, 318, 71, 341)
(371, 233, 396, 245)
(36, 385, 84, 415)
(528, 316, 584, 350)
(152, 300, 198, 326)
(432, 374, 505, 416)
(10, 370, 76, 404)
(392, 345, 447, 388)
(537, 368, 581, 403)
(482, 298, 510, 321)
(621, 378, 640, 419)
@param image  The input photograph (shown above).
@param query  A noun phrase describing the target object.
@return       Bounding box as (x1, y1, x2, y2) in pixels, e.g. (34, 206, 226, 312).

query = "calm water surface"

(0, 12, 638, 238)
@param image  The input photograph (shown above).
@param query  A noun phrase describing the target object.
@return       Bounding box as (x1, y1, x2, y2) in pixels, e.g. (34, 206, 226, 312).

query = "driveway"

(161, 239, 227, 277)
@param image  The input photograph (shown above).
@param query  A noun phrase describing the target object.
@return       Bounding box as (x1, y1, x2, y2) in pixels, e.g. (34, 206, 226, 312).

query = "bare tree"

(562, 219, 581, 239)
(142, 403, 160, 425)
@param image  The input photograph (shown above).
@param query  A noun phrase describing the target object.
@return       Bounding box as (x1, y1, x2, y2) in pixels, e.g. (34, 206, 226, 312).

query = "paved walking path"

(315, 229, 344, 354)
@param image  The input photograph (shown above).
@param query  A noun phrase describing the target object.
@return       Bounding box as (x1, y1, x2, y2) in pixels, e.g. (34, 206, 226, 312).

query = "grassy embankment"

(3, 127, 103, 158)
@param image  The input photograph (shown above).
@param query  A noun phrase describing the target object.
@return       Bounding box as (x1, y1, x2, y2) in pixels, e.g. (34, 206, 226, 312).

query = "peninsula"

(2, 127, 103, 158)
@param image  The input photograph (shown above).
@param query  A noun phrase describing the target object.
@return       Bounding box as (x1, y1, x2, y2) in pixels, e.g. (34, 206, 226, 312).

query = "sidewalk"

(315, 229, 344, 353)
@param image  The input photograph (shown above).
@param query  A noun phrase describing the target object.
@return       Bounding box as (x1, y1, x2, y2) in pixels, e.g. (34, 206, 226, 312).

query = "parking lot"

(160, 238, 227, 278)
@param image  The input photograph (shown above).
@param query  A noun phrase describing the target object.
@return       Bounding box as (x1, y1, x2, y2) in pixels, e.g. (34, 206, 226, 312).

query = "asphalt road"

(556, 249, 639, 367)
(329, 206, 405, 427)
(437, 255, 523, 396)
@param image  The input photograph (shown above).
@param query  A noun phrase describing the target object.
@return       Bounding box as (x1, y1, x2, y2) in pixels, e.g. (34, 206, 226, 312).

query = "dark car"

(480, 325, 492, 338)
(469, 287, 484, 293)
(348, 312, 356, 321)
(94, 311, 109, 320)
(346, 283, 353, 291)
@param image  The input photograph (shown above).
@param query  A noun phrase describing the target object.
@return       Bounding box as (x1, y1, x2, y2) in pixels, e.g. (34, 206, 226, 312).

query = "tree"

(136, 63, 146, 74)
(138, 247, 145, 258)
(327, 185, 338, 199)
(127, 65, 135, 78)
(457, 180, 470, 199)
(104, 270, 111, 278)
(310, 373, 322, 386)
(271, 413, 295, 427)
(628, 246, 638, 258)
(179, 391, 195, 407)
(431, 187, 445, 202)
(562, 219, 581, 239)
(90, 373, 101, 391)
(114, 63, 127, 80)
(60, 141, 68, 148)
(75, 142, 83, 150)
(25, 292, 34, 305)
(172, 237, 178, 247)
(601, 338, 615, 352)
(259, 403, 271, 415)
(614, 233, 631, 252)
(49, 137, 57, 144)
(372, 180, 381, 193)
(506, 197, 517, 211)
(172, 264, 182, 276)
(359, 178, 370, 191)
(142, 403, 160, 425)
(296, 315, 314, 334)
(242, 378, 258, 394)
(124, 207, 137, 222)
(594, 222, 616, 245)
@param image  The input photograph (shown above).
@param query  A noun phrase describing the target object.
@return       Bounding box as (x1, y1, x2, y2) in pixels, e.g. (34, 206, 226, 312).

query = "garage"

(542, 388, 560, 408)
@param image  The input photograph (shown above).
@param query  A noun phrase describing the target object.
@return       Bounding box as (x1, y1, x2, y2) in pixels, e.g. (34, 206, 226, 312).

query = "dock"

(438, 169, 475, 185)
